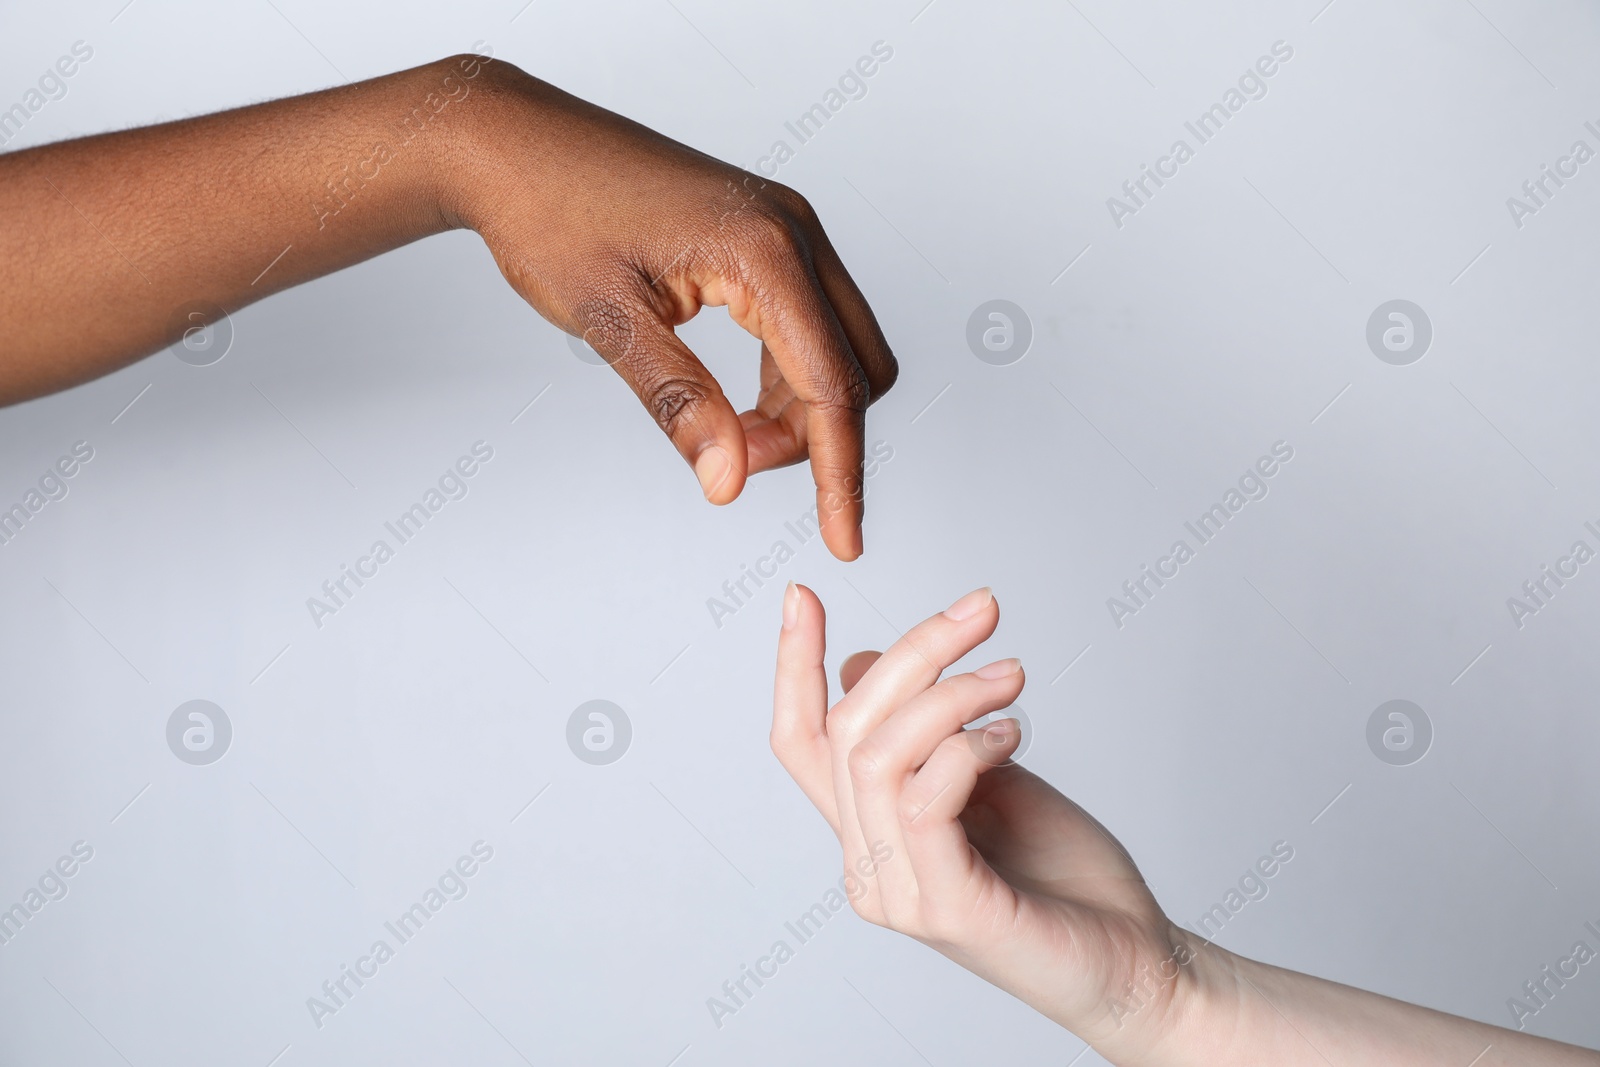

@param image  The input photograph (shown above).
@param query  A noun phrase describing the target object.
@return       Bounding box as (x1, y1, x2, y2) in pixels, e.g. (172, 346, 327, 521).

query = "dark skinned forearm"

(0, 53, 487, 404)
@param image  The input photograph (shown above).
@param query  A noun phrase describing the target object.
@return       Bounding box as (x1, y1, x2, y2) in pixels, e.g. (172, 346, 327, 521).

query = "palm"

(951, 763, 1187, 1039)
(778, 597, 1196, 1048)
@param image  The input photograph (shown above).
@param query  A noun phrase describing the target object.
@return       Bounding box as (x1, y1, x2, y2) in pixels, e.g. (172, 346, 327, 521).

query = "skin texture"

(0, 52, 895, 561)
(771, 583, 1600, 1066)
(10, 45, 1591, 1061)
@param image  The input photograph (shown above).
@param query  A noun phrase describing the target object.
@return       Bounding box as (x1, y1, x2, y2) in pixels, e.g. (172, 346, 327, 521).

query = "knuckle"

(744, 210, 807, 260)
(843, 368, 874, 410)
(813, 364, 872, 414)
(846, 742, 886, 787)
(824, 702, 858, 737)
(760, 181, 816, 222)
(940, 730, 976, 759)
(897, 791, 930, 827)
(821, 712, 845, 742)
(812, 458, 861, 487)
(871, 348, 900, 395)
(643, 377, 710, 437)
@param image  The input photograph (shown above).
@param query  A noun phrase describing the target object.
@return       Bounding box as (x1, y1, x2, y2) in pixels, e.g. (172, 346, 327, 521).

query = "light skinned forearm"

(0, 54, 492, 404)
(1144, 947, 1600, 1067)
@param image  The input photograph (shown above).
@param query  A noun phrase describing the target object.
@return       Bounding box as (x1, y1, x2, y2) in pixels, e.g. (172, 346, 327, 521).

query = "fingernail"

(943, 587, 993, 621)
(782, 581, 800, 630)
(983, 720, 1015, 742)
(974, 658, 1021, 680)
(694, 446, 733, 499)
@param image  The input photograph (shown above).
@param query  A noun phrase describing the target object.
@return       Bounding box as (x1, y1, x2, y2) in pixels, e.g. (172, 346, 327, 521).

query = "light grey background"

(3, 0, 1599, 1063)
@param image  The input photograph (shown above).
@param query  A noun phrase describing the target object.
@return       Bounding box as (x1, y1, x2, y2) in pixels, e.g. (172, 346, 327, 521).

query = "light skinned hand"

(770, 582, 1600, 1067)
(770, 582, 1199, 1062)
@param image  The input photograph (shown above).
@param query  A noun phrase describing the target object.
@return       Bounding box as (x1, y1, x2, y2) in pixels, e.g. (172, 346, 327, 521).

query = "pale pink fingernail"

(782, 581, 800, 630)
(694, 445, 733, 499)
(974, 658, 1021, 680)
(943, 586, 993, 621)
(984, 719, 1015, 742)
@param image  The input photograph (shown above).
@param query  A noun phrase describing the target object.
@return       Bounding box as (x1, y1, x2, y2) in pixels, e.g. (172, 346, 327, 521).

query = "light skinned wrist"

(1063, 926, 1247, 1067)
(1124, 946, 1600, 1066)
